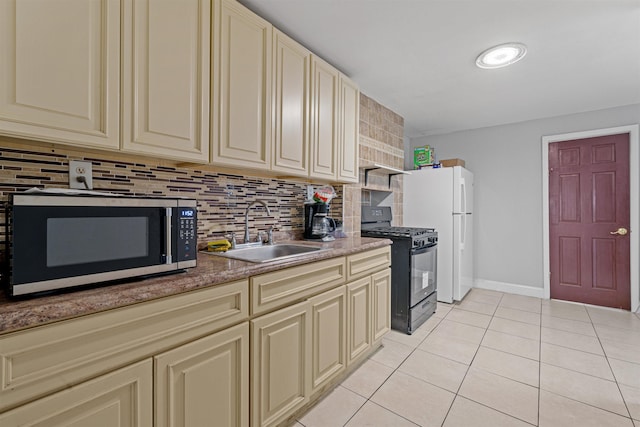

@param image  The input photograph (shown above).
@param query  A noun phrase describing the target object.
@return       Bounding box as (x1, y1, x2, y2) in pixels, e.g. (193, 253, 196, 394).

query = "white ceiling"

(239, 0, 640, 138)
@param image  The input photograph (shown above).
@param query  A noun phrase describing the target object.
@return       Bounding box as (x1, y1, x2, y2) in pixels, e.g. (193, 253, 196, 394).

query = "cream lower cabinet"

(309, 286, 347, 394)
(0, 359, 153, 427)
(250, 248, 390, 426)
(155, 322, 249, 427)
(372, 269, 392, 342)
(251, 300, 311, 427)
(0, 249, 388, 427)
(346, 268, 391, 366)
(346, 277, 373, 365)
(0, 279, 248, 425)
(250, 286, 349, 427)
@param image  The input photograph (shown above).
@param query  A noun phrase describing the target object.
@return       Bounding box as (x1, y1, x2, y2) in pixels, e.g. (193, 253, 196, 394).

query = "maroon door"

(549, 133, 631, 309)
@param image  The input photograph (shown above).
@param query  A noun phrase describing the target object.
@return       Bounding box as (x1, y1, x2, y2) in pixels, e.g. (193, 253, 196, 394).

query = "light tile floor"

(295, 289, 640, 427)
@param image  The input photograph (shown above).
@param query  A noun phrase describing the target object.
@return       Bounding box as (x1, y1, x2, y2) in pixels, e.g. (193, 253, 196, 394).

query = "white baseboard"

(474, 279, 545, 299)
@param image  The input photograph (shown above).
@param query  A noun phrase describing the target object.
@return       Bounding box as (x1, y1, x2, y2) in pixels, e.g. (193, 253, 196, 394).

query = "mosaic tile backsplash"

(0, 92, 405, 260)
(0, 138, 343, 262)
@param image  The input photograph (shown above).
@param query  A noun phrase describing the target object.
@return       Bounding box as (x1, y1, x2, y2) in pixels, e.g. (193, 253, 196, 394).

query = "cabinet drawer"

(0, 279, 248, 411)
(346, 246, 391, 281)
(251, 257, 346, 316)
(0, 359, 153, 427)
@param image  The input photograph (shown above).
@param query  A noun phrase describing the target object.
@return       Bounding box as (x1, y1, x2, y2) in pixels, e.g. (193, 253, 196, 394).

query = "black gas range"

(361, 206, 438, 334)
(360, 225, 437, 248)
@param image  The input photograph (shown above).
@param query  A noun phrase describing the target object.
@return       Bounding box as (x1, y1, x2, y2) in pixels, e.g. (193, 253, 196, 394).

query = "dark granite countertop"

(0, 237, 391, 335)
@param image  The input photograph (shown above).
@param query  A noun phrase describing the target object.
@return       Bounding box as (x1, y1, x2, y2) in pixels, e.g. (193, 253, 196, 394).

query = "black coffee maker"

(304, 202, 336, 240)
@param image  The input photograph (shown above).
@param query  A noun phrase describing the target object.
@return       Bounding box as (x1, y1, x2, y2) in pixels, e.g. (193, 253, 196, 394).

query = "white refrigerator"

(403, 166, 474, 303)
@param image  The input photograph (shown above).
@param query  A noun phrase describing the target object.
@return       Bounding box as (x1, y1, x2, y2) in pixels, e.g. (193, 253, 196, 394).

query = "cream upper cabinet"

(121, 0, 210, 163)
(155, 323, 249, 427)
(212, 0, 272, 169)
(309, 55, 360, 183)
(309, 55, 339, 180)
(0, 360, 152, 427)
(338, 75, 360, 183)
(0, 0, 120, 150)
(271, 29, 310, 177)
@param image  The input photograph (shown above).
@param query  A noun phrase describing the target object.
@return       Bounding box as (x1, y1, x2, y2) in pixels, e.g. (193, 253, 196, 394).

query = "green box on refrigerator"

(413, 145, 433, 169)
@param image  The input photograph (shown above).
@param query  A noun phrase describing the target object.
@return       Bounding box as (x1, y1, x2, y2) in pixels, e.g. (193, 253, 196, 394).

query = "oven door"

(9, 203, 173, 295)
(409, 244, 437, 307)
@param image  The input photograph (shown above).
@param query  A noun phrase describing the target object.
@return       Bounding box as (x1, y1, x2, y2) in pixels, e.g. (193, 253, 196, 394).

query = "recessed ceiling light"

(476, 42, 527, 69)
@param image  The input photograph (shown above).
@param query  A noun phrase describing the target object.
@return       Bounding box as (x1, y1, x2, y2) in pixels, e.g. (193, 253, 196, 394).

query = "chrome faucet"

(244, 200, 271, 243)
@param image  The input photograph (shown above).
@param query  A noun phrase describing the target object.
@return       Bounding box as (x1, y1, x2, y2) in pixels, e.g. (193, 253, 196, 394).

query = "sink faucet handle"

(267, 225, 276, 245)
(256, 231, 265, 243)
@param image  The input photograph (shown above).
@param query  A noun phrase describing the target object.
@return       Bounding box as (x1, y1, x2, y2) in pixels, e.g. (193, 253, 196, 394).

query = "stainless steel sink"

(203, 244, 324, 263)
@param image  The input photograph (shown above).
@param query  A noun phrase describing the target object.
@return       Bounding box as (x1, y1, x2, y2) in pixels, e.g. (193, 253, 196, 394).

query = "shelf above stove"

(360, 163, 411, 188)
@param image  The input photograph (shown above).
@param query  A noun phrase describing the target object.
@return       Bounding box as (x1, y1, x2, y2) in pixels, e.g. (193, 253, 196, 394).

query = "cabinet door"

(309, 55, 339, 180)
(212, 0, 272, 169)
(0, 0, 119, 149)
(346, 277, 373, 366)
(155, 323, 249, 427)
(338, 75, 359, 183)
(251, 301, 311, 427)
(0, 360, 152, 427)
(372, 268, 391, 342)
(121, 0, 210, 162)
(271, 30, 309, 176)
(309, 286, 346, 394)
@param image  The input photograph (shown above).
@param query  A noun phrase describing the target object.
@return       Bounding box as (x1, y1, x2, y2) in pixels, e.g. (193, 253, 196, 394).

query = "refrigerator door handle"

(460, 213, 466, 250)
(460, 178, 467, 214)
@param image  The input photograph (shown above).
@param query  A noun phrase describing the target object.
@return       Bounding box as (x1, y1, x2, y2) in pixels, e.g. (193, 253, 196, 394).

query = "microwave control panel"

(176, 207, 197, 261)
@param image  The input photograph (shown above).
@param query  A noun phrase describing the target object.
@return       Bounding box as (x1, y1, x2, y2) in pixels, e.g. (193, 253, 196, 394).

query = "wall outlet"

(69, 160, 93, 190)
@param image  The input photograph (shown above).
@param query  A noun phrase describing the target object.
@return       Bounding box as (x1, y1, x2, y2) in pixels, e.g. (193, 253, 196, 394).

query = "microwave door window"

(47, 217, 149, 267)
(10, 206, 164, 285)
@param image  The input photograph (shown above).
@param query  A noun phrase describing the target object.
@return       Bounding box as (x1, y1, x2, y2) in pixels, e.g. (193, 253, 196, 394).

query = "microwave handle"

(165, 208, 172, 264)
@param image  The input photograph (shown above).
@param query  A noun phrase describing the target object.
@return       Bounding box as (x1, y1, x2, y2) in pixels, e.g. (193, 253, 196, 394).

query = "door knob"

(610, 227, 628, 236)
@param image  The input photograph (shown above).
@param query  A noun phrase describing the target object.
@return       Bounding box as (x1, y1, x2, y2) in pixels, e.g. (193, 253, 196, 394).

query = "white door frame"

(541, 124, 639, 312)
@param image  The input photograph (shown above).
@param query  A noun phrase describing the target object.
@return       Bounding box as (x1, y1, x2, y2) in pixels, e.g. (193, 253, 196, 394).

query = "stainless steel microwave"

(4, 193, 197, 296)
